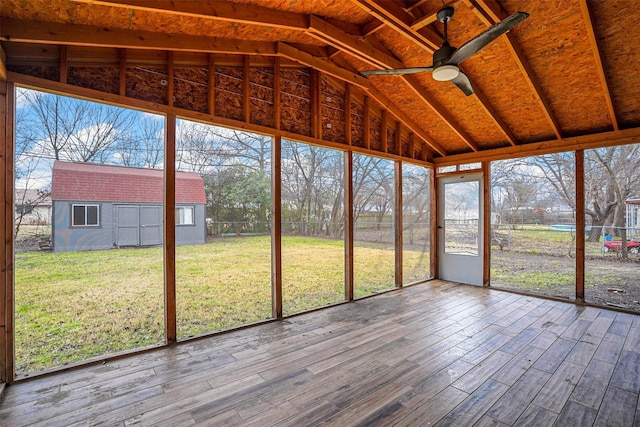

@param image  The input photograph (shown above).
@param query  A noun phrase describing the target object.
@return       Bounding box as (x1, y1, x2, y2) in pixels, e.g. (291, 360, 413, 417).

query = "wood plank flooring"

(1, 280, 639, 426)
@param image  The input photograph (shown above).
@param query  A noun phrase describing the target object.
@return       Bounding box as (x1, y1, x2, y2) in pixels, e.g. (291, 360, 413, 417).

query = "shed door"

(140, 206, 163, 246)
(116, 205, 140, 247)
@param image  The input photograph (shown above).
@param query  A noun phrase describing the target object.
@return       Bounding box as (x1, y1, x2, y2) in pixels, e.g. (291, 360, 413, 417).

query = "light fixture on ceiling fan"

(361, 6, 529, 96)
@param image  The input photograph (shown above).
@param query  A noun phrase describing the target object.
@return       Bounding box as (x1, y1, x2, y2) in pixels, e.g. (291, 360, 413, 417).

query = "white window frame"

(175, 206, 195, 226)
(71, 204, 100, 227)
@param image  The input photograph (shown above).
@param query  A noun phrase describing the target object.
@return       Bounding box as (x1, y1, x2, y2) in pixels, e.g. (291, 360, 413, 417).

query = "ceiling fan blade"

(448, 12, 529, 65)
(361, 67, 433, 76)
(452, 71, 474, 96)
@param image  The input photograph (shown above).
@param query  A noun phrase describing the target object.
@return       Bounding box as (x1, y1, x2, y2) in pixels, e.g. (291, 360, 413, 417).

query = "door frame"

(437, 172, 484, 286)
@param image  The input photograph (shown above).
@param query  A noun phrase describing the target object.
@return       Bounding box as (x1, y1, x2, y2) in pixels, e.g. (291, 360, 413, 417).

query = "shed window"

(176, 206, 194, 225)
(72, 204, 99, 226)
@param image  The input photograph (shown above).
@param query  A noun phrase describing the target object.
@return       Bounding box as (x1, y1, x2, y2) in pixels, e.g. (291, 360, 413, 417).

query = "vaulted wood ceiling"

(2, 0, 640, 164)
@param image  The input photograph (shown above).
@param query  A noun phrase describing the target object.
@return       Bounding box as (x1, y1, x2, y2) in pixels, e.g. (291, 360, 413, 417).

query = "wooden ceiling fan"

(361, 6, 529, 96)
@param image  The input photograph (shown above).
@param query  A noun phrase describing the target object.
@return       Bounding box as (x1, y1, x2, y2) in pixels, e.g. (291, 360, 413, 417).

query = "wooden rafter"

(469, 0, 563, 139)
(578, 0, 618, 131)
(71, 0, 308, 30)
(0, 18, 278, 55)
(307, 15, 405, 70)
(350, 0, 441, 51)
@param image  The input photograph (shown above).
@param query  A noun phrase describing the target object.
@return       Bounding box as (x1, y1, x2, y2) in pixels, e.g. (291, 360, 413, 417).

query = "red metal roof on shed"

(51, 161, 206, 204)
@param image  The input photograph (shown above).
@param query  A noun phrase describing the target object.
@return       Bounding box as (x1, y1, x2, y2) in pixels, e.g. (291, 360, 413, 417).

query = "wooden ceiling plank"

(350, 0, 441, 52)
(71, 0, 309, 30)
(0, 18, 278, 55)
(473, 0, 563, 140)
(578, 0, 618, 131)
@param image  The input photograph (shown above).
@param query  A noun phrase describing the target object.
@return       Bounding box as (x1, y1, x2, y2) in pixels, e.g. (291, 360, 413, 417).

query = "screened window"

(72, 204, 99, 226)
(175, 206, 194, 225)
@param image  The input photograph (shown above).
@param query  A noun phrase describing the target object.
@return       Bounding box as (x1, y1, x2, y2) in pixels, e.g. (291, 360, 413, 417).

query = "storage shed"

(50, 161, 206, 251)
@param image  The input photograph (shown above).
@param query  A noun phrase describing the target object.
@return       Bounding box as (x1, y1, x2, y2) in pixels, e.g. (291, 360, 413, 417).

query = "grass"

(15, 235, 430, 374)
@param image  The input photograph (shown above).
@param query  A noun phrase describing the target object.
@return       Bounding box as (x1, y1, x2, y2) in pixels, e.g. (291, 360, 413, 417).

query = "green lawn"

(15, 236, 429, 375)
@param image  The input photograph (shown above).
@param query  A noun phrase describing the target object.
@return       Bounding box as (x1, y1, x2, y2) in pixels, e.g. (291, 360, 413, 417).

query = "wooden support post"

(243, 55, 250, 123)
(167, 51, 174, 108)
(273, 57, 281, 130)
(363, 96, 370, 150)
(575, 150, 585, 303)
(381, 109, 388, 153)
(59, 45, 68, 84)
(164, 113, 177, 343)
(344, 84, 352, 146)
(345, 151, 354, 301)
(395, 161, 403, 287)
(395, 120, 401, 155)
(207, 54, 215, 116)
(119, 49, 127, 97)
(0, 80, 15, 383)
(311, 69, 321, 139)
(272, 136, 282, 318)
(430, 167, 438, 279)
(483, 161, 491, 287)
(409, 132, 415, 159)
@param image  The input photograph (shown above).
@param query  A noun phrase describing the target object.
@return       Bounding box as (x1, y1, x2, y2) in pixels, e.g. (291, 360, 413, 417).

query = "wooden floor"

(1, 280, 640, 426)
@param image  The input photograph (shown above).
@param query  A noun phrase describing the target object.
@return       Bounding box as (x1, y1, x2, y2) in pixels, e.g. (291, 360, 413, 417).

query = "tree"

(18, 89, 137, 163)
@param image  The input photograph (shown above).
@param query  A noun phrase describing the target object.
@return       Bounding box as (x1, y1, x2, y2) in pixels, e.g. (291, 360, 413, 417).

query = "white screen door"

(438, 173, 483, 285)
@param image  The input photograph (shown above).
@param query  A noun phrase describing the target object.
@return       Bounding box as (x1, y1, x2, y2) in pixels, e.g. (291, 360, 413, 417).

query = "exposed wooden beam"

(470, 0, 563, 140)
(350, 0, 441, 52)
(243, 55, 250, 123)
(578, 0, 618, 131)
(363, 95, 371, 149)
(434, 127, 640, 166)
(307, 15, 405, 70)
(207, 54, 215, 116)
(71, 0, 309, 30)
(59, 45, 68, 84)
(0, 45, 8, 80)
(118, 49, 126, 96)
(381, 109, 388, 152)
(0, 18, 278, 55)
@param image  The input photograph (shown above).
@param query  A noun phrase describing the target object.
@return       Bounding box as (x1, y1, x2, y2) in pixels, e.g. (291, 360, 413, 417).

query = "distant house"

(51, 161, 206, 252)
(14, 189, 52, 225)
